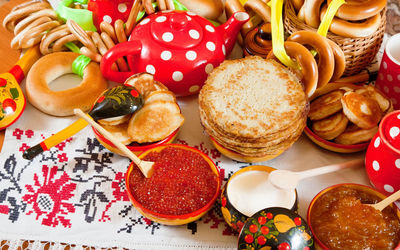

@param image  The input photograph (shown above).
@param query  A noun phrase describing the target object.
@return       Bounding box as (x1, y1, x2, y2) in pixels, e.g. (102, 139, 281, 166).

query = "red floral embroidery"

(99, 172, 129, 222)
(57, 153, 68, 163)
(0, 205, 9, 214)
(143, 217, 152, 225)
(25, 129, 34, 138)
(12, 128, 23, 140)
(55, 138, 72, 151)
(23, 165, 76, 228)
(19, 143, 29, 152)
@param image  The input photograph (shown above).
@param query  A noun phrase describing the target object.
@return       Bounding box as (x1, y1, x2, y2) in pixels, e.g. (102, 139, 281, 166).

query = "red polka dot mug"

(375, 33, 400, 109)
(365, 110, 400, 196)
(100, 10, 249, 96)
(88, 0, 133, 30)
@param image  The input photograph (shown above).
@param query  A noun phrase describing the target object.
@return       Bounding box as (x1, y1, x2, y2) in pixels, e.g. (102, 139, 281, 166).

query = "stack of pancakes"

(199, 56, 308, 162)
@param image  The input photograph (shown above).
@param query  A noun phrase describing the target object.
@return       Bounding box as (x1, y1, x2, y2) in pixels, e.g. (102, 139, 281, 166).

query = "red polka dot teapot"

(100, 10, 249, 96)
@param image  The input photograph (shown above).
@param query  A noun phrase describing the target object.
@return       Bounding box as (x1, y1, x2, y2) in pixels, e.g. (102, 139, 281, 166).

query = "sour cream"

(227, 170, 296, 217)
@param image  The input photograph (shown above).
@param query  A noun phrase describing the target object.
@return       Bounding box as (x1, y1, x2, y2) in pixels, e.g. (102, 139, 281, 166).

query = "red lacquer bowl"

(307, 183, 400, 250)
(93, 127, 179, 156)
(365, 110, 400, 195)
(125, 144, 221, 225)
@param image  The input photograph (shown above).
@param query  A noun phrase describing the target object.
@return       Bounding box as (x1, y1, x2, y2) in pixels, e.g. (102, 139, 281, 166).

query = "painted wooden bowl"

(307, 183, 400, 249)
(93, 127, 179, 156)
(125, 144, 221, 225)
(221, 165, 298, 233)
(238, 207, 314, 250)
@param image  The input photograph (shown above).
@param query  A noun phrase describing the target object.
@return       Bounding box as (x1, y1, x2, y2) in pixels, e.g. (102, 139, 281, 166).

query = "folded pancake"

(312, 112, 349, 140)
(309, 89, 344, 120)
(334, 123, 378, 145)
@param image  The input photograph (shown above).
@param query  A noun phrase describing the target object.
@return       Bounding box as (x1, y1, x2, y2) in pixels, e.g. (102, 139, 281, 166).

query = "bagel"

(267, 41, 318, 97)
(328, 0, 386, 21)
(341, 91, 382, 129)
(244, 0, 271, 24)
(320, 5, 381, 38)
(26, 52, 108, 116)
(179, 0, 223, 20)
(287, 30, 334, 88)
(326, 39, 345, 81)
(304, 0, 324, 28)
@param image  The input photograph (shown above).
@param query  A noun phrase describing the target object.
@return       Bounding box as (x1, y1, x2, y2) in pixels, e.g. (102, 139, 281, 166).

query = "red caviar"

(128, 147, 218, 215)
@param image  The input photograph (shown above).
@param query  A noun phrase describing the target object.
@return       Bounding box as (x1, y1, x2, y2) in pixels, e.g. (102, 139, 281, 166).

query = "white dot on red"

(394, 87, 400, 93)
(189, 85, 200, 93)
(379, 73, 384, 80)
(387, 74, 393, 81)
(384, 86, 389, 93)
(162, 32, 174, 42)
(187, 12, 196, 16)
(186, 51, 197, 61)
(103, 15, 112, 23)
(161, 51, 172, 61)
(146, 65, 155, 74)
(172, 71, 183, 81)
(383, 61, 387, 69)
(205, 63, 214, 74)
(384, 184, 394, 193)
(389, 126, 399, 138)
(392, 98, 398, 105)
(395, 159, 400, 169)
(372, 160, 380, 171)
(374, 137, 380, 147)
(222, 45, 226, 55)
(156, 16, 167, 23)
(205, 25, 215, 32)
(189, 29, 200, 39)
(140, 18, 150, 25)
(118, 3, 127, 13)
(206, 42, 216, 51)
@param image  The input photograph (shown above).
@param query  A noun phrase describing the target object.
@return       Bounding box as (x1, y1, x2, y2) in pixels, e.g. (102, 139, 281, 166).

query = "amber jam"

(310, 186, 400, 249)
(128, 146, 218, 216)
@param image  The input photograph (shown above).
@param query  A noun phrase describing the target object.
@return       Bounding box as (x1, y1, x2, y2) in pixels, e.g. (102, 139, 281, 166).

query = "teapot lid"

(380, 110, 400, 151)
(140, 11, 205, 49)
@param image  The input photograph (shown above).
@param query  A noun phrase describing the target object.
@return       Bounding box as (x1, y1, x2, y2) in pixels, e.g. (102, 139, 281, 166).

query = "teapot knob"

(170, 12, 188, 30)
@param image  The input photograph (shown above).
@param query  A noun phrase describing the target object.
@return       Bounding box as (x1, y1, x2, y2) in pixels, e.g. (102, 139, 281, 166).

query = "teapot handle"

(100, 40, 142, 83)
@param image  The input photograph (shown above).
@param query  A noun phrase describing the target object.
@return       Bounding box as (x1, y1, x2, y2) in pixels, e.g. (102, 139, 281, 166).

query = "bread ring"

(13, 9, 56, 35)
(328, 0, 386, 21)
(67, 19, 97, 53)
(157, 0, 167, 11)
(114, 19, 127, 44)
(326, 39, 345, 81)
(334, 123, 378, 145)
(304, 0, 324, 28)
(244, 0, 271, 23)
(180, 0, 223, 20)
(297, 4, 305, 22)
(341, 91, 382, 129)
(312, 112, 349, 140)
(19, 19, 60, 49)
(309, 89, 345, 120)
(26, 52, 108, 116)
(287, 30, 334, 88)
(292, 0, 304, 12)
(100, 21, 117, 43)
(40, 25, 71, 54)
(267, 41, 318, 97)
(320, 5, 381, 38)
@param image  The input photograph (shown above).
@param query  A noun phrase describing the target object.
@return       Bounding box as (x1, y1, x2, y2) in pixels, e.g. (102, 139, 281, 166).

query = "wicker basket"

(284, 0, 386, 76)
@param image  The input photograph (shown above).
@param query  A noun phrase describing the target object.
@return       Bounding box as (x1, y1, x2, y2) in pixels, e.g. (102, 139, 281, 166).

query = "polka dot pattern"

(118, 3, 127, 13)
(146, 65, 155, 74)
(172, 71, 183, 82)
(205, 25, 215, 32)
(189, 85, 200, 93)
(222, 45, 226, 56)
(103, 15, 112, 23)
(205, 64, 214, 74)
(375, 54, 400, 110)
(186, 51, 197, 61)
(189, 29, 200, 39)
(394, 87, 400, 93)
(395, 159, 400, 169)
(161, 51, 172, 61)
(387, 74, 393, 81)
(374, 137, 380, 148)
(206, 42, 216, 51)
(390, 126, 400, 139)
(156, 16, 167, 23)
(140, 18, 150, 25)
(384, 184, 394, 193)
(383, 61, 387, 69)
(372, 160, 380, 171)
(162, 32, 174, 42)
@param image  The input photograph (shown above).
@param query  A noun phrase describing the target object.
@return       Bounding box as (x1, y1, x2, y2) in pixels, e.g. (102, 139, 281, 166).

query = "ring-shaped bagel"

(320, 5, 381, 38)
(328, 0, 386, 21)
(267, 41, 318, 97)
(26, 52, 108, 116)
(244, 0, 271, 23)
(287, 30, 334, 88)
(326, 39, 345, 81)
(304, 0, 324, 28)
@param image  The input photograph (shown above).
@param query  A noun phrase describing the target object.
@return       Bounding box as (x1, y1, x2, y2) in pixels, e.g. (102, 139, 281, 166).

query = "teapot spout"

(217, 12, 249, 56)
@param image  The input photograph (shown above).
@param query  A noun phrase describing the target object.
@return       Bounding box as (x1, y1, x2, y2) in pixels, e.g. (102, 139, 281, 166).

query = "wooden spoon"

(74, 108, 154, 178)
(369, 189, 400, 211)
(269, 159, 364, 190)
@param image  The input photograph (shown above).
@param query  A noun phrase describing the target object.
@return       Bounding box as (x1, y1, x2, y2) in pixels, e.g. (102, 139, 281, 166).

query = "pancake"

(309, 89, 344, 120)
(312, 112, 349, 140)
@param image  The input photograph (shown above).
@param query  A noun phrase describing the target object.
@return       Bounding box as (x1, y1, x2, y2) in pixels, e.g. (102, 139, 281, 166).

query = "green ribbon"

(56, 0, 97, 31)
(72, 55, 92, 77)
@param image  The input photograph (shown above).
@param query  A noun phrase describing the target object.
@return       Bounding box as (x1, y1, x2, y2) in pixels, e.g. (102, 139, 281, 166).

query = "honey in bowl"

(309, 185, 400, 249)
(127, 145, 219, 217)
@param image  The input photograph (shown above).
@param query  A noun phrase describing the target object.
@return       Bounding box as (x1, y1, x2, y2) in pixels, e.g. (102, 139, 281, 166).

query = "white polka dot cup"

(365, 110, 400, 196)
(100, 10, 249, 96)
(375, 33, 400, 109)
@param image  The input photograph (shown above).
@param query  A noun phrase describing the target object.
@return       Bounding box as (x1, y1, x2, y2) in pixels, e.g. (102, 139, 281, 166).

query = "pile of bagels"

(292, 0, 386, 38)
(309, 84, 393, 145)
(199, 56, 308, 162)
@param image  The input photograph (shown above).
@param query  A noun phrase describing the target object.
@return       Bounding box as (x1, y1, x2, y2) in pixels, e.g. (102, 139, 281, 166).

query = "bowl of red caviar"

(125, 144, 221, 225)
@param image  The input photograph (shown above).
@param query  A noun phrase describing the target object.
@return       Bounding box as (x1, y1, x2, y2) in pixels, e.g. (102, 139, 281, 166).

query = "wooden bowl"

(307, 183, 400, 249)
(221, 165, 298, 233)
(125, 144, 221, 225)
(93, 127, 179, 156)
